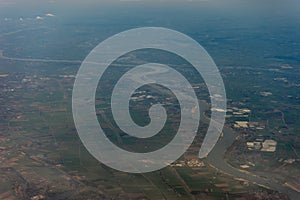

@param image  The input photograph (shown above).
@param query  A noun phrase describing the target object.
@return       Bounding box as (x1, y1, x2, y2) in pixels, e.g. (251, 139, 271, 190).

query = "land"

(0, 54, 297, 199)
(0, 4, 300, 199)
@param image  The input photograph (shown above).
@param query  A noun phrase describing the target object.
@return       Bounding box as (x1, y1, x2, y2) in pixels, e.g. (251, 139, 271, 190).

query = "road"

(1, 41, 299, 199)
(198, 101, 300, 200)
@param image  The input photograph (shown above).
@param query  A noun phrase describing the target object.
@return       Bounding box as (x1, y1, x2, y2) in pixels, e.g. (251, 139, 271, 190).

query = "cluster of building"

(234, 121, 249, 129)
(186, 159, 205, 167)
(260, 91, 273, 97)
(171, 159, 205, 168)
(227, 106, 267, 130)
(31, 195, 46, 200)
(227, 107, 251, 129)
(246, 139, 277, 152)
(240, 162, 256, 169)
(227, 107, 251, 117)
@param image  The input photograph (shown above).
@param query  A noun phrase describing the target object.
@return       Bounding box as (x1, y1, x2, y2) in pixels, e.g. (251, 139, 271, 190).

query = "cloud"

(36, 16, 44, 20)
(45, 13, 55, 17)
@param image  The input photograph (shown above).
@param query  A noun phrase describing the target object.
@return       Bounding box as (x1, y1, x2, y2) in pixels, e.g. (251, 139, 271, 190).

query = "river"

(198, 101, 300, 200)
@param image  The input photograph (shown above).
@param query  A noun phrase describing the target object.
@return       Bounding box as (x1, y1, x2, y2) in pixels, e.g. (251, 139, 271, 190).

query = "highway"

(198, 101, 300, 200)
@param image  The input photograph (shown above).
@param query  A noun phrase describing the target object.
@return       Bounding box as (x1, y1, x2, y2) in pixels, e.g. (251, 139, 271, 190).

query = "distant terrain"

(0, 1, 299, 199)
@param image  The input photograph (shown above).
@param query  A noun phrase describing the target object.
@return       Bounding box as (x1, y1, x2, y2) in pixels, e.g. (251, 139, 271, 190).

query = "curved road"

(198, 101, 300, 200)
(1, 44, 299, 199)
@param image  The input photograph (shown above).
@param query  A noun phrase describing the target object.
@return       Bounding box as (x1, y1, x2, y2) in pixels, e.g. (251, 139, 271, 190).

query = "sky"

(0, 0, 296, 33)
(1, 0, 299, 11)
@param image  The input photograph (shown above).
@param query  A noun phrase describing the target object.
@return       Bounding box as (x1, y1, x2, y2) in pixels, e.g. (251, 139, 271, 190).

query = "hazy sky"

(1, 0, 300, 20)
